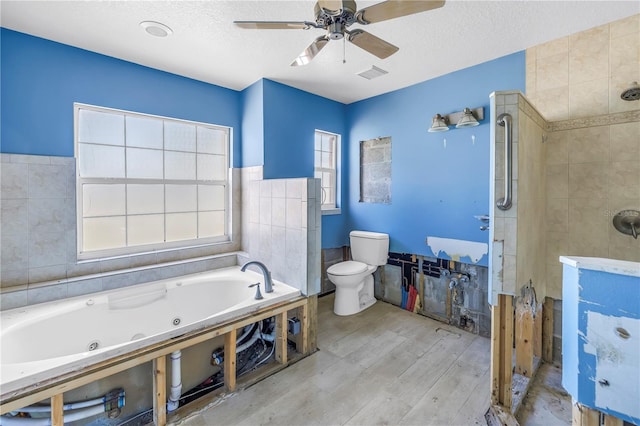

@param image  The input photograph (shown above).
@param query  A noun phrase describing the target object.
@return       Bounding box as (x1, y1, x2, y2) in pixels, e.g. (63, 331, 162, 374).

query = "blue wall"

(261, 80, 349, 248)
(240, 80, 264, 167)
(1, 28, 525, 258)
(1, 29, 242, 164)
(347, 53, 525, 265)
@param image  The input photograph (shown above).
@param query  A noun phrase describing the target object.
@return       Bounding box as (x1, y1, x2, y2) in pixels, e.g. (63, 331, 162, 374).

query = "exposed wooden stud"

(515, 287, 536, 378)
(51, 393, 63, 426)
(224, 329, 237, 392)
(491, 294, 514, 408)
(298, 301, 309, 355)
(533, 302, 543, 359)
(542, 297, 554, 363)
(307, 294, 318, 353)
(603, 414, 623, 426)
(153, 355, 167, 426)
(572, 401, 600, 426)
(275, 311, 288, 364)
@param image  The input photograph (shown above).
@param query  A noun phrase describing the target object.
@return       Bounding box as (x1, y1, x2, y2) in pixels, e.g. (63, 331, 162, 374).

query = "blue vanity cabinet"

(560, 256, 640, 425)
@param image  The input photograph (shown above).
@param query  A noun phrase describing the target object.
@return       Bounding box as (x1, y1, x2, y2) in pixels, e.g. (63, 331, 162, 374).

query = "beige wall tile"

(568, 25, 609, 84)
(610, 33, 640, 82)
(546, 231, 569, 265)
(526, 48, 537, 95)
(537, 53, 569, 91)
(608, 244, 640, 262)
(609, 13, 640, 39)
(569, 162, 608, 198)
(568, 126, 610, 164)
(545, 262, 563, 300)
(546, 130, 569, 165)
(547, 198, 569, 232)
(569, 78, 609, 118)
(547, 164, 569, 199)
(535, 86, 570, 121)
(609, 160, 640, 200)
(568, 197, 609, 257)
(537, 37, 569, 58)
(610, 121, 640, 162)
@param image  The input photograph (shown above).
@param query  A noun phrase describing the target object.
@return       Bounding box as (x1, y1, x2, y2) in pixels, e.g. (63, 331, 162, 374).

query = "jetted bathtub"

(0, 266, 301, 400)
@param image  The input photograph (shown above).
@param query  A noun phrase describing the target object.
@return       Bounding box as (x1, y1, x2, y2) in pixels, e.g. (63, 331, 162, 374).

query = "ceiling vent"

(357, 65, 388, 80)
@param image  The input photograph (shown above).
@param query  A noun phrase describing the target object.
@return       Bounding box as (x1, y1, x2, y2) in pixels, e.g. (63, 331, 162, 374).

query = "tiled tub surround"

(241, 171, 322, 297)
(0, 153, 244, 309)
(525, 13, 640, 299)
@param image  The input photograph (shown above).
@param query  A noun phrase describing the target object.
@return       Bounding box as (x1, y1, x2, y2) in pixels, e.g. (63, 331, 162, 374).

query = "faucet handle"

(249, 283, 263, 300)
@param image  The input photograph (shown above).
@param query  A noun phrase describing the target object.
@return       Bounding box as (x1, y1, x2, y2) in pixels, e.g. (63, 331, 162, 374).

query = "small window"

(314, 130, 340, 212)
(75, 103, 231, 260)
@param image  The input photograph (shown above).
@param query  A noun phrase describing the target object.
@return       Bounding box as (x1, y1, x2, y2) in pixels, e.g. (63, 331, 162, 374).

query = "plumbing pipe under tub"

(0, 405, 105, 426)
(1, 389, 125, 425)
(167, 350, 183, 412)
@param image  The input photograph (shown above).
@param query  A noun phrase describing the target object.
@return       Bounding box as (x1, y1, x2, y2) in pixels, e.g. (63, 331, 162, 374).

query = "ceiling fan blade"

(234, 21, 312, 30)
(291, 36, 330, 66)
(348, 29, 398, 59)
(356, 0, 445, 24)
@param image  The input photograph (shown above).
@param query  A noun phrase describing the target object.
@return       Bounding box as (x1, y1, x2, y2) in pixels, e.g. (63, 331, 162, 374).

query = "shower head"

(621, 81, 640, 101)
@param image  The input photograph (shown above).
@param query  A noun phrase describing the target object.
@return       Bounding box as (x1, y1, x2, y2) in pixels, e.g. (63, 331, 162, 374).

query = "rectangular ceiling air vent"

(357, 65, 388, 80)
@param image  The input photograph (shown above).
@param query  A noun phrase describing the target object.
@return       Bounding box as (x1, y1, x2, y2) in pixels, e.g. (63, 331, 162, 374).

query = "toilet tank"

(350, 231, 389, 266)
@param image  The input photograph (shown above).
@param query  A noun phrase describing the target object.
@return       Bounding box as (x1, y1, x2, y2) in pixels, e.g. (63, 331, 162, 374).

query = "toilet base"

(333, 275, 377, 316)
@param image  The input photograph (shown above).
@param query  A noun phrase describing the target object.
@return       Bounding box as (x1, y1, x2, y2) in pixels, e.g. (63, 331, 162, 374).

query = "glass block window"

(314, 130, 340, 210)
(75, 103, 230, 259)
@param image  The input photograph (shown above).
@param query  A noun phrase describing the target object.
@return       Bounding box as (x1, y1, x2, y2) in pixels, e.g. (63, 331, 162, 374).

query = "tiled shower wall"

(490, 92, 548, 303)
(525, 13, 640, 299)
(240, 167, 321, 296)
(0, 153, 242, 310)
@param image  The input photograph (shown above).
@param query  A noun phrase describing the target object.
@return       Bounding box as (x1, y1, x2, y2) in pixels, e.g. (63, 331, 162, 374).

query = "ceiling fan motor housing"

(314, 0, 357, 28)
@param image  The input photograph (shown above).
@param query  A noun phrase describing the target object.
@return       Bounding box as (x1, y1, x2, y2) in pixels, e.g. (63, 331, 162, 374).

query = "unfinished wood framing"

(51, 393, 63, 426)
(275, 311, 288, 364)
(515, 294, 534, 377)
(224, 328, 237, 392)
(153, 355, 167, 426)
(490, 294, 514, 408)
(572, 401, 625, 426)
(1, 296, 313, 426)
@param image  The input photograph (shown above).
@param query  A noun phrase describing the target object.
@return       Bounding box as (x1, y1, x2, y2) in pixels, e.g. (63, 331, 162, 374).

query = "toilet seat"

(327, 261, 367, 276)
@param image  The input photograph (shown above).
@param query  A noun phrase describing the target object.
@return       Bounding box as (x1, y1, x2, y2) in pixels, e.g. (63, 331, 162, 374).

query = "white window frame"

(314, 129, 341, 215)
(74, 103, 232, 260)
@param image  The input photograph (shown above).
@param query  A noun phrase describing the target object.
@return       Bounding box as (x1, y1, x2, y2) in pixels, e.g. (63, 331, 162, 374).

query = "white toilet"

(327, 230, 389, 316)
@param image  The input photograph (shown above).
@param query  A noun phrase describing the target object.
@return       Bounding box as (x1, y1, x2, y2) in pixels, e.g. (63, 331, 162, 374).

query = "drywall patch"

(426, 236, 488, 264)
(583, 311, 640, 420)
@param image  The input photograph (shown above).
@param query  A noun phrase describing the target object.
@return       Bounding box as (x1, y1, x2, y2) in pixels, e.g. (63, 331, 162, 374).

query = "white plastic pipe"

(0, 405, 104, 426)
(10, 397, 105, 413)
(167, 350, 182, 412)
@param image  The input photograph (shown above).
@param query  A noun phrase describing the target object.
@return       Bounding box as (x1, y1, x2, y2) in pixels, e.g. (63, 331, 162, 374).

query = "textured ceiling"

(1, 1, 638, 104)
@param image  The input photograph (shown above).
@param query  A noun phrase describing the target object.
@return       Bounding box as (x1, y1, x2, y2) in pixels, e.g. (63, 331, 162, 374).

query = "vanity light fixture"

(140, 21, 173, 37)
(427, 107, 484, 133)
(428, 114, 449, 132)
(455, 107, 480, 128)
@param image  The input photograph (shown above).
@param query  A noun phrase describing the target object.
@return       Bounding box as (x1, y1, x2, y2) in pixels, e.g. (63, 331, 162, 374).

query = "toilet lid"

(328, 261, 367, 276)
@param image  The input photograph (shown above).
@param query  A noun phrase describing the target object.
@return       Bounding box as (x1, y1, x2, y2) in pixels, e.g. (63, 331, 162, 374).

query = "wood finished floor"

(176, 294, 491, 425)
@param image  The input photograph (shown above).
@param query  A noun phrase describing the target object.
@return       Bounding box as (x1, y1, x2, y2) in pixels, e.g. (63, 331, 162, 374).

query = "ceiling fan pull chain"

(343, 36, 346, 64)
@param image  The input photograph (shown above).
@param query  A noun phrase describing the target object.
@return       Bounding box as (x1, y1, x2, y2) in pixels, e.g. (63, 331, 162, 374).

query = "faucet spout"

(240, 261, 273, 293)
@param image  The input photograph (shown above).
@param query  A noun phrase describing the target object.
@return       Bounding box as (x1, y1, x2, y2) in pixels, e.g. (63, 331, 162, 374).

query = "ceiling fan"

(234, 0, 445, 66)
